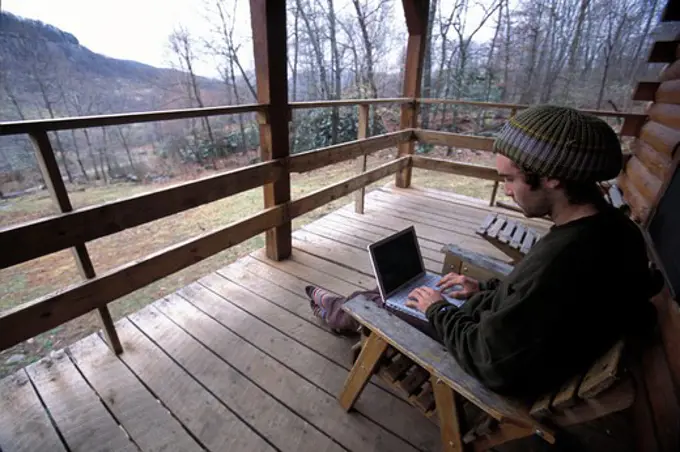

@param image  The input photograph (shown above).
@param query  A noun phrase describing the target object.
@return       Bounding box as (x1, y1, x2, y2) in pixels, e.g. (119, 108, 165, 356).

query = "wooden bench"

(339, 246, 635, 451)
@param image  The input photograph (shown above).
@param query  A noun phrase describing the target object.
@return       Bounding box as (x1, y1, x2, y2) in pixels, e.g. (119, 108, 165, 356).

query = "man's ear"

(543, 178, 561, 190)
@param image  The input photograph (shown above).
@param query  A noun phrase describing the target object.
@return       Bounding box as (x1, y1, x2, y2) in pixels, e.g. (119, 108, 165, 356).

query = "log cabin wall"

(624, 8, 680, 452)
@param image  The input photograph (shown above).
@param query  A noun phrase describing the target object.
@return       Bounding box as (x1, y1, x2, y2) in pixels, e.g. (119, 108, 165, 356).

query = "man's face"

(495, 154, 553, 218)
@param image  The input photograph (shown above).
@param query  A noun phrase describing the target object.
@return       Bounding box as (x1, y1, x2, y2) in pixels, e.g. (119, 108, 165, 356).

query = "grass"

(0, 147, 500, 377)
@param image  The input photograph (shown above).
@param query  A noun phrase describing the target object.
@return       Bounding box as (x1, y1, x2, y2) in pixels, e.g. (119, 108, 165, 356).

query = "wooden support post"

(338, 333, 388, 411)
(29, 130, 123, 354)
(250, 0, 292, 261)
(396, 0, 430, 188)
(489, 182, 499, 207)
(355, 103, 370, 213)
(431, 375, 468, 452)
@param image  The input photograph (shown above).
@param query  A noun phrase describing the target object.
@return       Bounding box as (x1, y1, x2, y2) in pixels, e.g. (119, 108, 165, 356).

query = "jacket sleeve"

(425, 267, 571, 392)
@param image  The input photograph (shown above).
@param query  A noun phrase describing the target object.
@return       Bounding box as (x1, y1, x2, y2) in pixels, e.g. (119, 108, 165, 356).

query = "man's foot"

(305, 285, 344, 335)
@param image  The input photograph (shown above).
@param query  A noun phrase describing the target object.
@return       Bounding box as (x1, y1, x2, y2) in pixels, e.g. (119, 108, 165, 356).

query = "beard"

(515, 194, 552, 218)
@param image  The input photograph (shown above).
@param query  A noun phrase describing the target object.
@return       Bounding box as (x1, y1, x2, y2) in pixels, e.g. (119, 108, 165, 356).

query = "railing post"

(28, 130, 123, 354)
(396, 0, 430, 189)
(250, 0, 292, 261)
(355, 103, 370, 213)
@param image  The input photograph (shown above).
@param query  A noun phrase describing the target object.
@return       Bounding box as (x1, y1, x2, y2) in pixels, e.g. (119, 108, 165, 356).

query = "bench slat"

(486, 217, 507, 239)
(498, 220, 517, 244)
(477, 214, 497, 234)
(510, 224, 526, 249)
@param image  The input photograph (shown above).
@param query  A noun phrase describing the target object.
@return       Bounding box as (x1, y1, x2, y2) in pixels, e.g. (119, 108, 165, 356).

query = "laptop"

(367, 226, 464, 329)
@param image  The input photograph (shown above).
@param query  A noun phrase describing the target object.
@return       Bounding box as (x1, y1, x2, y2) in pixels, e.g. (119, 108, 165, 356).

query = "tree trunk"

(327, 0, 341, 144)
(421, 0, 438, 129)
(562, 0, 590, 102)
(82, 129, 101, 180)
(70, 129, 89, 181)
(297, 0, 330, 98)
(117, 127, 136, 173)
(351, 0, 379, 135)
(501, 0, 511, 102)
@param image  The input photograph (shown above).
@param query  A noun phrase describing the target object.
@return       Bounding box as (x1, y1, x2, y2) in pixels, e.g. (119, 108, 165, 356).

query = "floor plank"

(368, 190, 482, 227)
(176, 284, 440, 451)
(0, 370, 66, 452)
(367, 191, 482, 232)
(361, 197, 478, 237)
(248, 250, 364, 297)
(26, 351, 137, 452)
(294, 229, 442, 275)
(129, 305, 345, 452)
(302, 220, 445, 265)
(290, 247, 376, 289)
(115, 317, 274, 452)
(198, 273, 354, 367)
(223, 257, 348, 329)
(68, 333, 202, 452)
(333, 206, 510, 262)
(324, 212, 444, 252)
(155, 295, 421, 452)
(391, 186, 551, 232)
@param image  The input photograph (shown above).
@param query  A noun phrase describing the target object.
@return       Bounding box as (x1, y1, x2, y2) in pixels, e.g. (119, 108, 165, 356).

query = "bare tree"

(169, 26, 217, 164)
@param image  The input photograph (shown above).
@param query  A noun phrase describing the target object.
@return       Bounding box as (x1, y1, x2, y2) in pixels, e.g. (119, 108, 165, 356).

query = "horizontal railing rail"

(0, 160, 285, 269)
(0, 104, 265, 135)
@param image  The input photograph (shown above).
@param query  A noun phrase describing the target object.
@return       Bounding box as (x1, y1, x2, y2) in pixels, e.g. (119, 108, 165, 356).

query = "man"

(406, 105, 657, 398)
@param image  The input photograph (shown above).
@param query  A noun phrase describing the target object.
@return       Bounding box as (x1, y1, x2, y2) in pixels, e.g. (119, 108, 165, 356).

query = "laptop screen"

(371, 228, 424, 297)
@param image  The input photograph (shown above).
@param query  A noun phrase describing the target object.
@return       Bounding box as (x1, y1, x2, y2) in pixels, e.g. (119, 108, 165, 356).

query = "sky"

(2, 0, 495, 79)
(2, 0, 253, 78)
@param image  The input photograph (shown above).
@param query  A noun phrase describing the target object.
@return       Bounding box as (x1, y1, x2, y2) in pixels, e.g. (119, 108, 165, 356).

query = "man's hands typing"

(437, 273, 480, 299)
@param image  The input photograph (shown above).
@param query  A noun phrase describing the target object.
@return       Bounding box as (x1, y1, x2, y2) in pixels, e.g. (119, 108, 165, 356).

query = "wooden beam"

(0, 104, 262, 136)
(338, 333, 388, 411)
(250, 0, 291, 261)
(396, 0, 430, 188)
(639, 120, 680, 156)
(413, 129, 495, 152)
(431, 376, 468, 452)
(289, 157, 410, 219)
(355, 103, 370, 214)
(0, 160, 284, 269)
(648, 102, 680, 130)
(648, 23, 680, 63)
(290, 98, 410, 109)
(626, 156, 664, 203)
(633, 81, 661, 101)
(289, 130, 411, 173)
(660, 59, 680, 82)
(656, 79, 680, 104)
(411, 156, 502, 181)
(620, 116, 647, 137)
(28, 130, 122, 354)
(0, 205, 286, 352)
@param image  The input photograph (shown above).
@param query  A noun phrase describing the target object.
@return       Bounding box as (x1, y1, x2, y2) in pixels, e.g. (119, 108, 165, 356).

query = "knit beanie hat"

(493, 105, 623, 183)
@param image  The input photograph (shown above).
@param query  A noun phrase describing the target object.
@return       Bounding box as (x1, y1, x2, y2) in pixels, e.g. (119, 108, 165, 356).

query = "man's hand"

(405, 287, 443, 313)
(437, 272, 480, 299)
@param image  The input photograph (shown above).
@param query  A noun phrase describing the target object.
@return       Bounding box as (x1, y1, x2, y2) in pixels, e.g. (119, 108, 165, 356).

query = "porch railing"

(0, 98, 645, 352)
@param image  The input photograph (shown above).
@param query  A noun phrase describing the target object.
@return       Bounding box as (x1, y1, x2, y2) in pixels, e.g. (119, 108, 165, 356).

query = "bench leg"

(339, 332, 388, 411)
(431, 375, 468, 452)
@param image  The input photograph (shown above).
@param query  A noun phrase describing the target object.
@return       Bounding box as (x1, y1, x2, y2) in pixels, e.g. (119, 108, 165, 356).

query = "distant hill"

(0, 11, 227, 121)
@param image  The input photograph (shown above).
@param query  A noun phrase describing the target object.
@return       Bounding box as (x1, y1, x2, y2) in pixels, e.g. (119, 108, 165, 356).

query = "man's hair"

(521, 169, 606, 206)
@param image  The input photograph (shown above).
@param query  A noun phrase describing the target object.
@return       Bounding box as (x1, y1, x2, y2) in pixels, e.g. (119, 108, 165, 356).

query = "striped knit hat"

(493, 105, 623, 183)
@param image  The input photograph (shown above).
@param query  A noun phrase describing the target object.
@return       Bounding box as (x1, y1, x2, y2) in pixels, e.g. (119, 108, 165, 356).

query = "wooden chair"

(339, 245, 634, 451)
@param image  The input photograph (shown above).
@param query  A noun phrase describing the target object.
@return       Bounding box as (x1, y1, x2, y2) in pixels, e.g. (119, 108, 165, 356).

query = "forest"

(0, 0, 661, 194)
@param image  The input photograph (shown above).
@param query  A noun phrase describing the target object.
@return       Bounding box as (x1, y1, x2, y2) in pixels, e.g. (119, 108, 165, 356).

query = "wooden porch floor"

(0, 185, 549, 452)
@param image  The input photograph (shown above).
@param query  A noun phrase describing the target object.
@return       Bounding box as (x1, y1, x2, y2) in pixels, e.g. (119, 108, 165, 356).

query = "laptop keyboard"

(389, 273, 440, 305)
